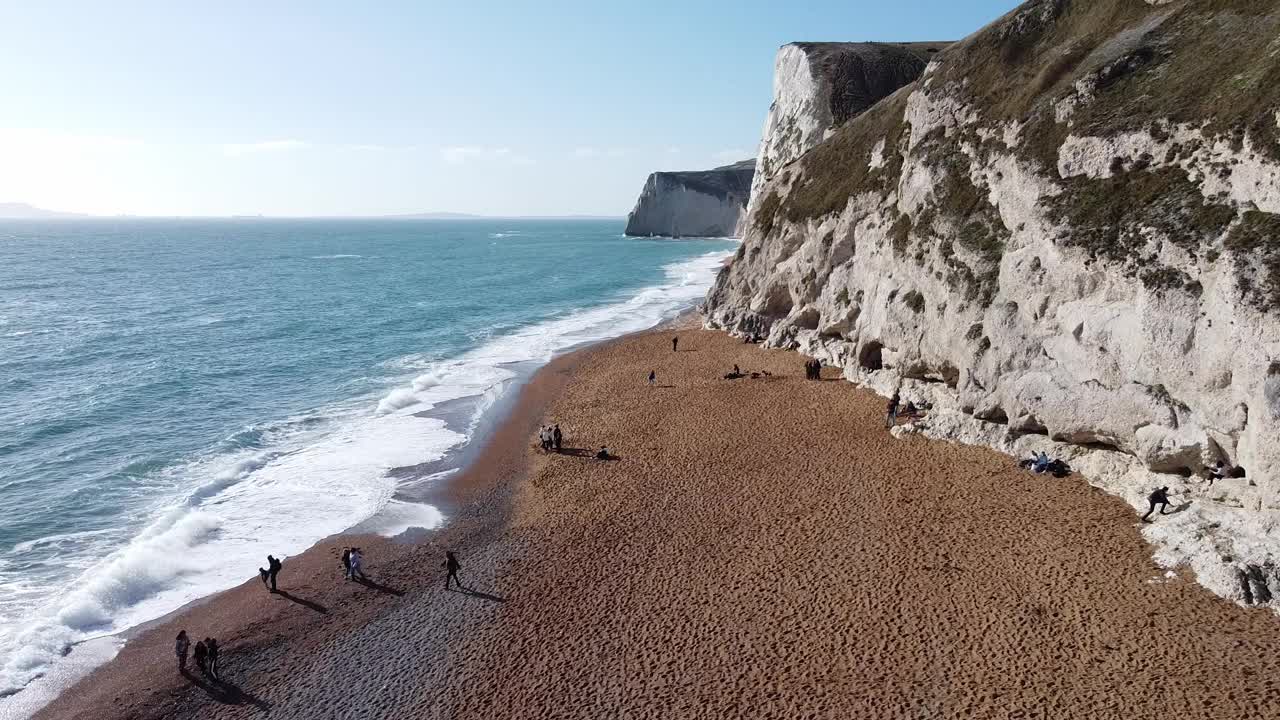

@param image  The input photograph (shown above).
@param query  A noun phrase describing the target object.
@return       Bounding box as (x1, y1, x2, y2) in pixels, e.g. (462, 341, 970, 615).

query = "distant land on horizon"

(0, 203, 623, 221)
(0, 202, 90, 219)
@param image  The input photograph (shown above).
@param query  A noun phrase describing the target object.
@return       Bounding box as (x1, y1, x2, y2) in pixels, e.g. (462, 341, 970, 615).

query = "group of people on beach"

(538, 423, 563, 452)
(804, 359, 822, 380)
(174, 630, 221, 680)
(341, 546, 366, 581)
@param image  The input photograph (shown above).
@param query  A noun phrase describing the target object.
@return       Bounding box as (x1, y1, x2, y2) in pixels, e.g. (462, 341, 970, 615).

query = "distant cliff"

(624, 160, 755, 238)
(747, 41, 947, 217)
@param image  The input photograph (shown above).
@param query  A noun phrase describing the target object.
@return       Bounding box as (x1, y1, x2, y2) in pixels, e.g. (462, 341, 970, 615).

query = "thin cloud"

(440, 146, 532, 165)
(573, 147, 630, 159)
(221, 139, 310, 156)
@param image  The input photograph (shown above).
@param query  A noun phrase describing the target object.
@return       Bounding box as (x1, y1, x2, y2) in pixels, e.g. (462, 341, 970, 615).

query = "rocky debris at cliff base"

(878, 377, 1280, 613)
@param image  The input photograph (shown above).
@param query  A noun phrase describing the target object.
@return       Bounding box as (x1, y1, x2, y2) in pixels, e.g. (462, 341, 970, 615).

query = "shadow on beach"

(547, 447, 622, 462)
(274, 590, 327, 614)
(356, 577, 404, 596)
(183, 670, 271, 710)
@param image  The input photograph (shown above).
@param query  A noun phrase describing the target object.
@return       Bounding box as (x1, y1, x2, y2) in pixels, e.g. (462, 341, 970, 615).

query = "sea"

(0, 219, 736, 710)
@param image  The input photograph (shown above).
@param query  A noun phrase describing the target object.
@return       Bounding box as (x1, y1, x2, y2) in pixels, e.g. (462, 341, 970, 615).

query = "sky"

(0, 0, 1020, 217)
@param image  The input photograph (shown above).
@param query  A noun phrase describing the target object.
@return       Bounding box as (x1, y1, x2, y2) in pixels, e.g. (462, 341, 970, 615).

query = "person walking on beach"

(260, 554, 282, 592)
(175, 630, 190, 673)
(1141, 486, 1173, 522)
(553, 424, 563, 453)
(648, 370, 656, 387)
(350, 547, 366, 581)
(342, 547, 352, 580)
(443, 551, 462, 590)
(672, 336, 679, 352)
(193, 639, 208, 677)
(206, 638, 220, 681)
(596, 445, 611, 460)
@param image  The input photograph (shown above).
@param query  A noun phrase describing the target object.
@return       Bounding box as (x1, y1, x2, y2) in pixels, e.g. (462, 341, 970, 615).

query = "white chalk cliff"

(624, 161, 754, 238)
(706, 0, 1280, 608)
(746, 42, 947, 218)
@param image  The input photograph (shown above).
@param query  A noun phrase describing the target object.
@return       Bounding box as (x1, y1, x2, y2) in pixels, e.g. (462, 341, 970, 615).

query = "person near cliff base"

(193, 639, 208, 676)
(443, 551, 462, 590)
(1208, 461, 1227, 486)
(206, 637, 220, 681)
(175, 630, 190, 673)
(1141, 486, 1173, 522)
(648, 370, 656, 386)
(885, 390, 901, 429)
(1032, 451, 1051, 474)
(672, 336, 679, 352)
(553, 424, 563, 452)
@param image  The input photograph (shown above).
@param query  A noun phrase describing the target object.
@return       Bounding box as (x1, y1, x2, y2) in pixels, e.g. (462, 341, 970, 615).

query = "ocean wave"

(0, 246, 733, 704)
(308, 254, 368, 260)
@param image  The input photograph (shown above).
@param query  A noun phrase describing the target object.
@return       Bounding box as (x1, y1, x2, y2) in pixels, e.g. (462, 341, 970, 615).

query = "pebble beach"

(34, 324, 1280, 720)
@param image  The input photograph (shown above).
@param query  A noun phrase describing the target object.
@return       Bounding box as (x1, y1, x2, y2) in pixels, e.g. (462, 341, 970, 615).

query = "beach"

(34, 323, 1280, 720)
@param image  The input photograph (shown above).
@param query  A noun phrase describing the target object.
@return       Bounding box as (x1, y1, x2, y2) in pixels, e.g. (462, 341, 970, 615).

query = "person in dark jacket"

(175, 630, 190, 673)
(672, 336, 679, 352)
(443, 551, 462, 590)
(206, 638, 220, 681)
(259, 555, 282, 592)
(1141, 486, 1173, 522)
(553, 424, 563, 453)
(193, 639, 208, 676)
(885, 391, 900, 429)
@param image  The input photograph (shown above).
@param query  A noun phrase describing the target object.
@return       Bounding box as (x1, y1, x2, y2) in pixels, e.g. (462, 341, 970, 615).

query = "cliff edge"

(707, 0, 1280, 607)
(746, 41, 949, 217)
(624, 160, 754, 238)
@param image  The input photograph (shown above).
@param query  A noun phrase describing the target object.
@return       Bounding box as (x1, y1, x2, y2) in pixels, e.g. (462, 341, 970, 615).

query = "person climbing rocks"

(1141, 486, 1173, 522)
(672, 336, 679, 352)
(193, 639, 208, 676)
(443, 550, 462, 590)
(175, 630, 190, 673)
(553, 424, 563, 452)
(885, 390, 901, 429)
(648, 370, 656, 386)
(1208, 461, 1227, 486)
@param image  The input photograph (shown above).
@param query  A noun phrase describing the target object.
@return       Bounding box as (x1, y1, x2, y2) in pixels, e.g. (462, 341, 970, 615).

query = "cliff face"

(708, 1, 1280, 604)
(624, 160, 754, 238)
(746, 42, 948, 217)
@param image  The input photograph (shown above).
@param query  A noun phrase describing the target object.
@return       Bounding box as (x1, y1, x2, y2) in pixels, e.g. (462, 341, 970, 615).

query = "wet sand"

(35, 326, 1280, 720)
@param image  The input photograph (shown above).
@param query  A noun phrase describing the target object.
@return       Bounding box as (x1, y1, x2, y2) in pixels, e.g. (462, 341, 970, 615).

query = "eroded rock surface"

(706, 0, 1280, 606)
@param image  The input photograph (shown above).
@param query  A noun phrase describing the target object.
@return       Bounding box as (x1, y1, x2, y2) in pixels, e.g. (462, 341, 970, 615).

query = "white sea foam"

(0, 246, 735, 714)
(308, 254, 367, 259)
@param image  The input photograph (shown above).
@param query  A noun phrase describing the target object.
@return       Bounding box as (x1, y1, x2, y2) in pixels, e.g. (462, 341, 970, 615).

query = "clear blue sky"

(0, 0, 1019, 216)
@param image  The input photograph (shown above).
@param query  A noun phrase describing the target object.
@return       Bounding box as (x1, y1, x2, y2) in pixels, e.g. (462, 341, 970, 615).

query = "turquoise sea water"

(0, 219, 735, 700)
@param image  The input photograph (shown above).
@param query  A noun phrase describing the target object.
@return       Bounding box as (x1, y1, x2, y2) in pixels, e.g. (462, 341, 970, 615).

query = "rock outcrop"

(707, 1, 1280, 605)
(624, 160, 754, 238)
(747, 42, 948, 217)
